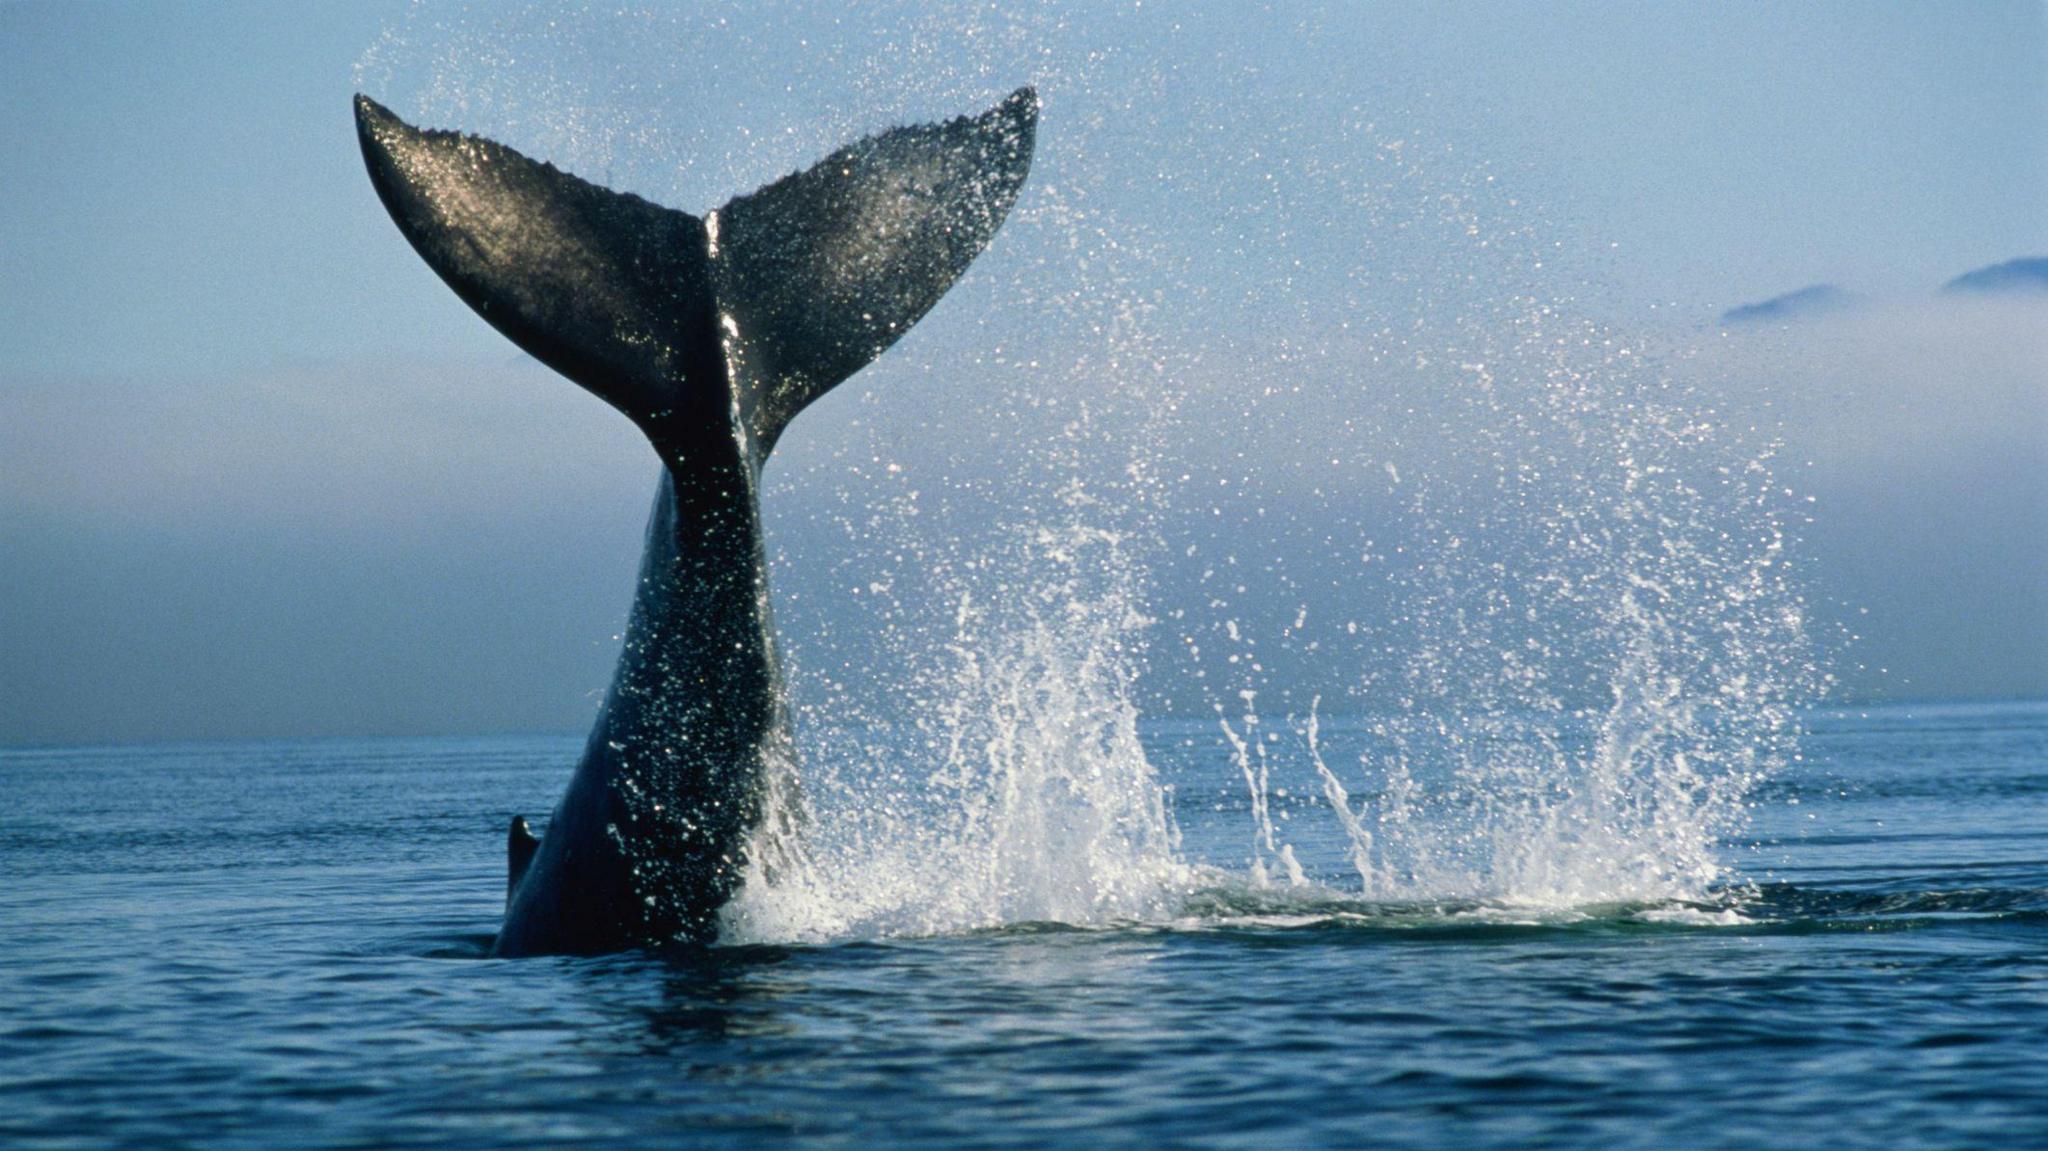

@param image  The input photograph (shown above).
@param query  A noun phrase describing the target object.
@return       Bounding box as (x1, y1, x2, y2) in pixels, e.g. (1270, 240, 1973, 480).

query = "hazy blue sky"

(2, 2, 2043, 743)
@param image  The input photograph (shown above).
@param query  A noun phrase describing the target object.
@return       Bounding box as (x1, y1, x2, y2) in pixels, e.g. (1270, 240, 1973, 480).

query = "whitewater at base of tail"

(4, 702, 2044, 1150)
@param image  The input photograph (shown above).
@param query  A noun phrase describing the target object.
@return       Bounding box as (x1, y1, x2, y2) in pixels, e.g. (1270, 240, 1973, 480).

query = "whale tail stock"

(353, 89, 1038, 461)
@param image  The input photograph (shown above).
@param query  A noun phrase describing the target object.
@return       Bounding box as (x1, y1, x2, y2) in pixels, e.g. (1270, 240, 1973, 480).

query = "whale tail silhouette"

(353, 90, 1037, 460)
(356, 91, 1038, 954)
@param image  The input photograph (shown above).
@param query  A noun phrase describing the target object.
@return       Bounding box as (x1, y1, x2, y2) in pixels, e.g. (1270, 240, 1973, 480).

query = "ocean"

(2, 701, 2042, 1149)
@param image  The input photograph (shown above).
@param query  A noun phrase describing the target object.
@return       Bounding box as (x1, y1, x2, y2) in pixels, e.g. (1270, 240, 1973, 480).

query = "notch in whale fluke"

(353, 89, 1037, 458)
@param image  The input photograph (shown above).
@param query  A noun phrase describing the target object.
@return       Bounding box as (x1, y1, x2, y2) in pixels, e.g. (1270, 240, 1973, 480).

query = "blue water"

(3, 701, 2044, 1149)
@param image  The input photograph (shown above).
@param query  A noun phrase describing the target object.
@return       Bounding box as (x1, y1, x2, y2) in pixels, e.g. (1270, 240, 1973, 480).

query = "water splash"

(726, 479, 1192, 943)
(1223, 289, 1820, 909)
(362, 3, 1823, 938)
(1305, 700, 1376, 893)
(1219, 693, 1306, 889)
(1391, 338, 1810, 907)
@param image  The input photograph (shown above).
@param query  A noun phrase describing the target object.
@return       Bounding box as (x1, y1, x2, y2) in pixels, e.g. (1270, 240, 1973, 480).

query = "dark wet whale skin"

(353, 90, 1037, 956)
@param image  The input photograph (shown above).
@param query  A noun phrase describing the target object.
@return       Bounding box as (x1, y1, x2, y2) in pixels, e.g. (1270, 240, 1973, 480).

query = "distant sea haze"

(1722, 255, 2048, 326)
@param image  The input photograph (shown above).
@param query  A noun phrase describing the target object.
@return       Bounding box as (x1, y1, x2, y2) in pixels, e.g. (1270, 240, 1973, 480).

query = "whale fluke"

(355, 90, 1038, 956)
(353, 90, 1036, 459)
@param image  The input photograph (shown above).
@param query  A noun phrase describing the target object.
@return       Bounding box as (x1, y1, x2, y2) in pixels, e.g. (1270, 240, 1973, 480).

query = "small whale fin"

(506, 815, 540, 905)
(353, 89, 1037, 460)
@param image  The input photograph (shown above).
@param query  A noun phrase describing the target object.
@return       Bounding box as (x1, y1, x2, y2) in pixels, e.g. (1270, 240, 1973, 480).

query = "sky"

(2, 1, 2043, 744)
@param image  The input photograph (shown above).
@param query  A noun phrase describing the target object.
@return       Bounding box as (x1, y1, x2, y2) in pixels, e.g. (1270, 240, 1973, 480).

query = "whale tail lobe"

(354, 90, 1037, 458)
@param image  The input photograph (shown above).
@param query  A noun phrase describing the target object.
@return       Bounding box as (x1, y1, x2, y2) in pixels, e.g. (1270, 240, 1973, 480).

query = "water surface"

(2, 702, 2043, 1148)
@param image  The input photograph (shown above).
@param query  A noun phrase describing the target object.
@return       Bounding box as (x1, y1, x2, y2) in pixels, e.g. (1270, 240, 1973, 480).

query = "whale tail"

(353, 90, 1037, 458)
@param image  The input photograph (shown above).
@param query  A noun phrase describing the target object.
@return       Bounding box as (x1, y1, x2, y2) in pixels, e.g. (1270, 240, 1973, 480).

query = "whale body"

(354, 89, 1038, 957)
